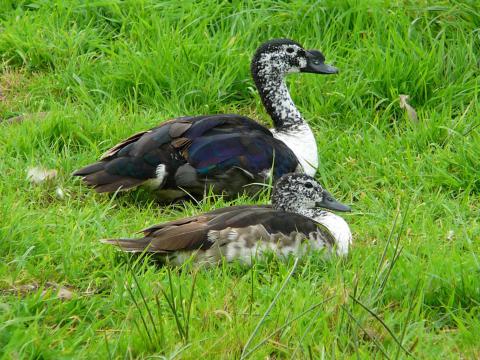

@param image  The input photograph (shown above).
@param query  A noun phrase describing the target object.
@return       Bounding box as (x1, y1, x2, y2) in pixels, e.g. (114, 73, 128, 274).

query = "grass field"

(1, 0, 479, 358)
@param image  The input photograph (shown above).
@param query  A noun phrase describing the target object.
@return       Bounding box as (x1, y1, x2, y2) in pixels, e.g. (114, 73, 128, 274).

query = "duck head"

(251, 39, 338, 77)
(271, 173, 350, 214)
(251, 39, 338, 130)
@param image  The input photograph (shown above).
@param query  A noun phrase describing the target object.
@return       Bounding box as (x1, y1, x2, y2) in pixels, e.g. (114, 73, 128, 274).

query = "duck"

(73, 39, 338, 201)
(102, 174, 352, 265)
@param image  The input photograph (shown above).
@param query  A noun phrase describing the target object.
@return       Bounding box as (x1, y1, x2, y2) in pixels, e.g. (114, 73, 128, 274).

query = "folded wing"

(74, 115, 299, 197)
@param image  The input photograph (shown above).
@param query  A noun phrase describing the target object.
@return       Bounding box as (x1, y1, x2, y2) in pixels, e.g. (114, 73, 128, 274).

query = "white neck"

(271, 123, 318, 176)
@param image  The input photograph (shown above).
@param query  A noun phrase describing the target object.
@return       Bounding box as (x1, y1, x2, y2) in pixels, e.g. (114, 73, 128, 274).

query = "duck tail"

(72, 160, 145, 193)
(72, 161, 105, 176)
(100, 237, 153, 253)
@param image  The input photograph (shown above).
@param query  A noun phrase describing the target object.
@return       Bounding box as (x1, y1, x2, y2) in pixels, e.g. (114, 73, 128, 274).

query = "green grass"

(1, 0, 479, 358)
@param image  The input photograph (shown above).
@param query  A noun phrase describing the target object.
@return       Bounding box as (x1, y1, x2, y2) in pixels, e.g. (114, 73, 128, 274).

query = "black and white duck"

(102, 174, 352, 265)
(73, 39, 338, 201)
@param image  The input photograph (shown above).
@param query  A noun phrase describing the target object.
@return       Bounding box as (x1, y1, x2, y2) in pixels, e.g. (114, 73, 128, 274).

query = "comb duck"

(102, 174, 352, 265)
(74, 39, 338, 201)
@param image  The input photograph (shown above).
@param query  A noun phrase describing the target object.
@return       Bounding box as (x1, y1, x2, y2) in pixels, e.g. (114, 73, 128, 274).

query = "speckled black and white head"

(271, 173, 350, 215)
(251, 39, 337, 76)
(251, 39, 338, 129)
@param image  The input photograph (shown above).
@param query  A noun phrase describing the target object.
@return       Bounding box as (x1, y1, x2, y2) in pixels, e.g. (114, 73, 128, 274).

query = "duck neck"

(252, 70, 305, 130)
(312, 211, 352, 256)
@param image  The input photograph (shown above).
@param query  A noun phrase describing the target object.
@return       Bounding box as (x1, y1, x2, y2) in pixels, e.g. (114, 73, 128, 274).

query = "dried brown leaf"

(4, 282, 76, 301)
(5, 112, 49, 125)
(399, 94, 418, 123)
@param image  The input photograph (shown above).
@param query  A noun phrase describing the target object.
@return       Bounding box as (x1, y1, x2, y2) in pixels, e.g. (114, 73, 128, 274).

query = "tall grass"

(0, 0, 479, 358)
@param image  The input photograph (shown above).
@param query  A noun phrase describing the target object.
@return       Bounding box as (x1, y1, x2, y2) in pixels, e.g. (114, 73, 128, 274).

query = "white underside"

(169, 229, 329, 267)
(271, 124, 318, 176)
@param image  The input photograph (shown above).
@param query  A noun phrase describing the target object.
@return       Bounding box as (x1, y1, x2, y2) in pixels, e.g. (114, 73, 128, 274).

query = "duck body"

(74, 114, 299, 199)
(74, 39, 338, 201)
(103, 174, 352, 265)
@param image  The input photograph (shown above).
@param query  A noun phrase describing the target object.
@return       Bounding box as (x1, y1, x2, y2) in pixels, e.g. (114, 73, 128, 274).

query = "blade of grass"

(160, 267, 186, 341)
(129, 260, 160, 340)
(104, 331, 112, 360)
(240, 257, 299, 359)
(395, 280, 420, 360)
(341, 304, 391, 360)
(349, 295, 414, 358)
(184, 270, 198, 342)
(245, 295, 336, 359)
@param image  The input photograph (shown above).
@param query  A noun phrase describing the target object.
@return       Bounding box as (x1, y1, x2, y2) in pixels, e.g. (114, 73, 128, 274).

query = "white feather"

(144, 164, 167, 189)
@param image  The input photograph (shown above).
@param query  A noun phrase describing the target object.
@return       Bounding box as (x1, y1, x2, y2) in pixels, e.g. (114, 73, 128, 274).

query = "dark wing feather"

(186, 132, 297, 177)
(140, 205, 270, 234)
(102, 215, 212, 253)
(140, 222, 211, 252)
(183, 115, 272, 138)
(100, 129, 150, 160)
(206, 209, 319, 235)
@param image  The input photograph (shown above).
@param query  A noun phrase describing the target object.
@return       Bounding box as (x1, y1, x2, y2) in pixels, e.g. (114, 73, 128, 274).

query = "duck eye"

(286, 47, 295, 54)
(312, 59, 320, 65)
(305, 182, 313, 189)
